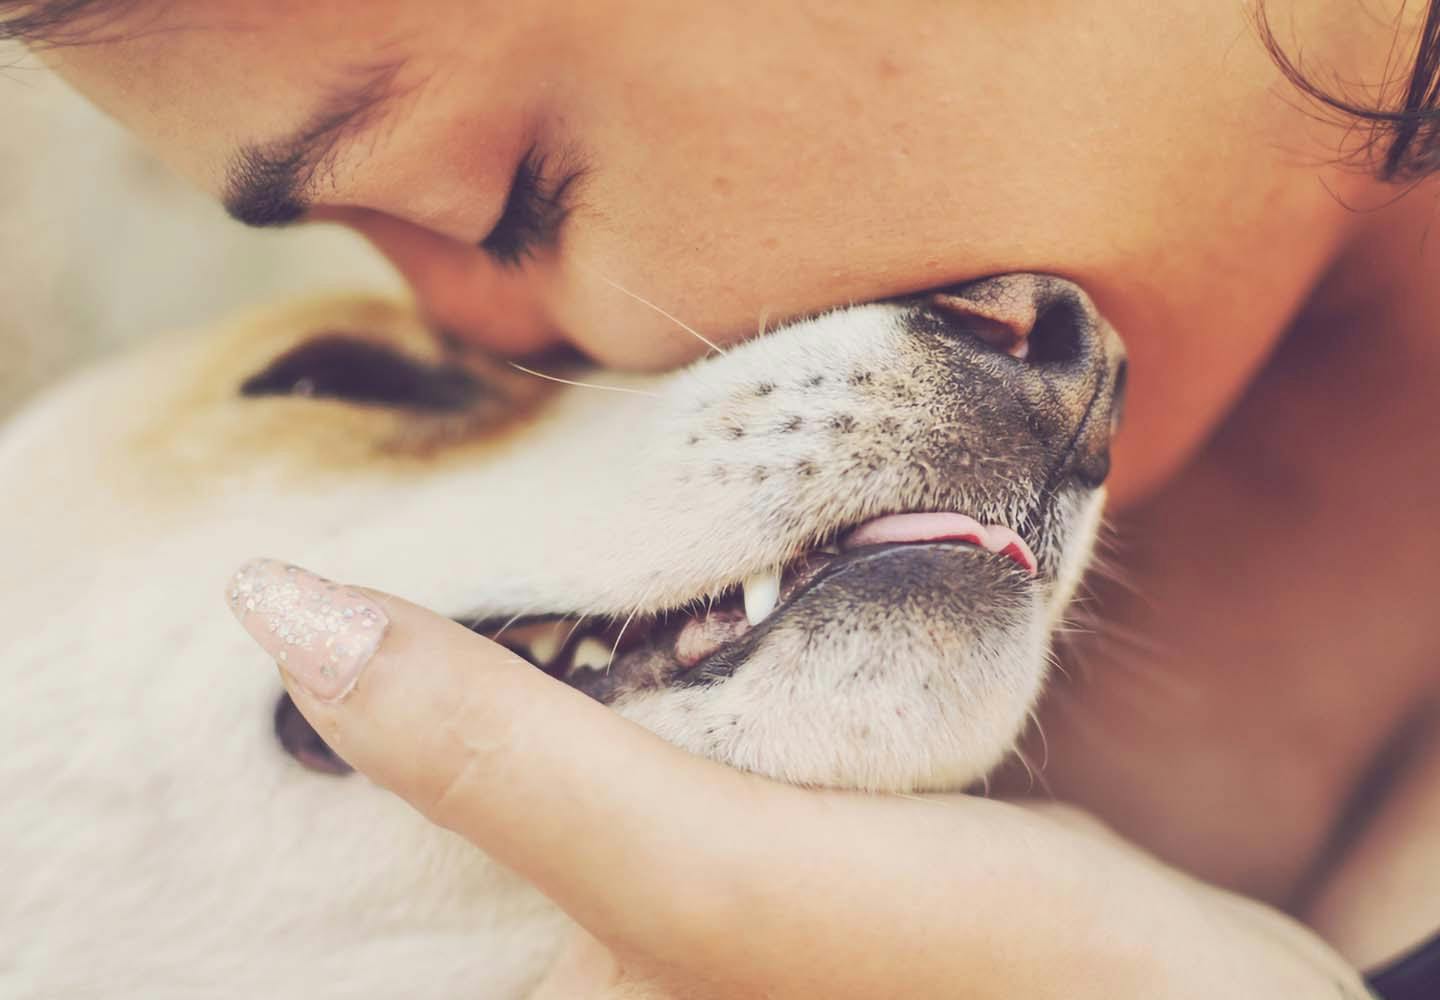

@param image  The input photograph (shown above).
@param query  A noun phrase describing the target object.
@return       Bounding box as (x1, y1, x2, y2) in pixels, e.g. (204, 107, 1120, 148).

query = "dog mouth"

(473, 512, 1038, 700)
(276, 511, 1041, 776)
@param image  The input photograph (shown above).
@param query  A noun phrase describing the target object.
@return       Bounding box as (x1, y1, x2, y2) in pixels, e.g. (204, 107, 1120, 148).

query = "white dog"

(1, 274, 1124, 998)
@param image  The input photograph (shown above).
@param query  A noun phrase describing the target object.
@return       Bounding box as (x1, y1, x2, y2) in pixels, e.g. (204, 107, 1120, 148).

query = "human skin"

(234, 568, 1373, 999)
(49, 0, 1417, 508)
(32, 0, 1440, 991)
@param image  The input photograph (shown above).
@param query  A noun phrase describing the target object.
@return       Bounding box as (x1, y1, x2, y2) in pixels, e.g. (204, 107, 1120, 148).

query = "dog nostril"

(1024, 299, 1086, 367)
(958, 315, 1026, 357)
(274, 692, 352, 776)
(923, 293, 1028, 358)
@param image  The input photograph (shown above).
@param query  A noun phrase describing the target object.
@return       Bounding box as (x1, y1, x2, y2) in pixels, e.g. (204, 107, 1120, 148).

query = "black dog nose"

(919, 274, 1127, 489)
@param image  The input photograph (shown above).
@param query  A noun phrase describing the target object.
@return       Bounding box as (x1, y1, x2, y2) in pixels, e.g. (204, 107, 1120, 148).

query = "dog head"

(4, 272, 1123, 997)
(257, 274, 1125, 792)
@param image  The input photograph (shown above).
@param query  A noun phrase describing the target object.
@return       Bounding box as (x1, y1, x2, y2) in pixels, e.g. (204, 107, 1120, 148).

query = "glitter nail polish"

(227, 559, 389, 702)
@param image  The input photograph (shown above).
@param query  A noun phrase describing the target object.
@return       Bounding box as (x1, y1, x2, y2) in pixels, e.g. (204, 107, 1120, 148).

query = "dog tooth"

(528, 628, 562, 666)
(571, 637, 612, 675)
(743, 569, 782, 626)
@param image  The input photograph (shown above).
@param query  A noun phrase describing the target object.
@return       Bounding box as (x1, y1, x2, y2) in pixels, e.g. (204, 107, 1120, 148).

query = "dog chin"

(615, 497, 1102, 792)
(468, 485, 1105, 793)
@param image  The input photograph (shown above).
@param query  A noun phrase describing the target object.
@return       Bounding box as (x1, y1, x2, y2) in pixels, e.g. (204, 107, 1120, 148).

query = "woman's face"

(47, 0, 1395, 500)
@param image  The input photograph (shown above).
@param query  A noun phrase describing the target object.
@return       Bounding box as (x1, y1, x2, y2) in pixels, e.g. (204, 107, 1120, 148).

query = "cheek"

(544, 203, 967, 373)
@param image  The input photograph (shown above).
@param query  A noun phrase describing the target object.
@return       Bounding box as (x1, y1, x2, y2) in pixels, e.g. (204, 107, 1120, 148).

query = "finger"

(224, 557, 794, 963)
(226, 558, 1201, 1000)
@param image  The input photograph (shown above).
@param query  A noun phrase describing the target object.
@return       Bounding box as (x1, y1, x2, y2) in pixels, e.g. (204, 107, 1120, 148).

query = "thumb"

(224, 558, 789, 962)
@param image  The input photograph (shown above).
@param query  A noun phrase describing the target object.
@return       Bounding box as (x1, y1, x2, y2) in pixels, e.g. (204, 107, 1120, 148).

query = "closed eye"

(478, 144, 584, 267)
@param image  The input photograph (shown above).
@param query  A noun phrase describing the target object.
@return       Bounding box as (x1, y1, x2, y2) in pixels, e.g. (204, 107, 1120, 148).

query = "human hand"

(228, 559, 1369, 999)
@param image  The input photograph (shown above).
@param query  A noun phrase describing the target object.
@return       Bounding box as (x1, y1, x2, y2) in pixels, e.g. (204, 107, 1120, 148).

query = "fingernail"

(226, 558, 389, 702)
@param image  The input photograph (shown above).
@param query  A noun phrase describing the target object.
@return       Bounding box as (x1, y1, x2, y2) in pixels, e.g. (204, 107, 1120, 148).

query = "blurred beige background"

(0, 45, 406, 420)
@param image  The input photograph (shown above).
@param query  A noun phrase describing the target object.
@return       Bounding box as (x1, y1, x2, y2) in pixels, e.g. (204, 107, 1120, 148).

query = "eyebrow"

(221, 60, 408, 228)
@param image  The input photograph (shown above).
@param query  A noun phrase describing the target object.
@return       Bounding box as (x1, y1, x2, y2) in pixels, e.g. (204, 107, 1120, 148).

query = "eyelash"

(477, 145, 581, 268)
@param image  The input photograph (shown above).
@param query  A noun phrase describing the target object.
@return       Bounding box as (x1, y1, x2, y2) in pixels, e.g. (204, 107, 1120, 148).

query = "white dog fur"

(1, 285, 1120, 998)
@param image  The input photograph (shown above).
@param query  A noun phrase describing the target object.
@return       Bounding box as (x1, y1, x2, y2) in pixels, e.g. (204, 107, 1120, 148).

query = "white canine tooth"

(743, 569, 782, 626)
(528, 628, 561, 666)
(571, 637, 612, 674)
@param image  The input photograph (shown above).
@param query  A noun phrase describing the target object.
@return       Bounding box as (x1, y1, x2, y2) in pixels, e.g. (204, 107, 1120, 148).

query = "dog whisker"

(581, 264, 727, 356)
(487, 611, 527, 644)
(1085, 556, 1146, 602)
(1011, 746, 1056, 799)
(1027, 708, 1052, 774)
(1044, 645, 1072, 683)
(607, 609, 639, 674)
(1082, 619, 1174, 661)
(507, 362, 658, 397)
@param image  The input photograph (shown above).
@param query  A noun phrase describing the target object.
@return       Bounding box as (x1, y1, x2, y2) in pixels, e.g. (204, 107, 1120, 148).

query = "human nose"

(328, 208, 564, 357)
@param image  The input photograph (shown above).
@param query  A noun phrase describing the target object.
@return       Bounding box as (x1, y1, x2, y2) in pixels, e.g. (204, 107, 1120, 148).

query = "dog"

(0, 273, 1124, 998)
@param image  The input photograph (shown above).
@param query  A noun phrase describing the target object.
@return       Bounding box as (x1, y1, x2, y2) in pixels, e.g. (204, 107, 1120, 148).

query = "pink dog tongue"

(842, 512, 1037, 575)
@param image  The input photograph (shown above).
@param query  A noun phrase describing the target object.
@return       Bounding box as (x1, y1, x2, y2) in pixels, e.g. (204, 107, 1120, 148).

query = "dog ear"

(240, 334, 485, 412)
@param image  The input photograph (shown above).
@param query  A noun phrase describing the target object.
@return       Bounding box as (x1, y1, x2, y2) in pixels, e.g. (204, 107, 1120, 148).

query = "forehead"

(44, 1, 451, 190)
